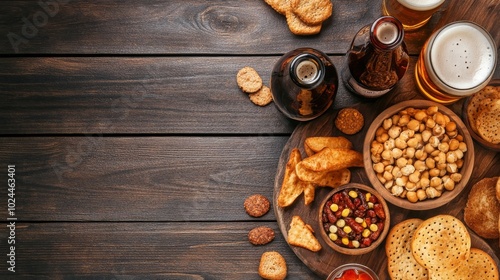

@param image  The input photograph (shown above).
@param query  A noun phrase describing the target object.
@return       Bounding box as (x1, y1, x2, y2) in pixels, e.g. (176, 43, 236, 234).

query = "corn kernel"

(336, 219, 346, 228)
(366, 193, 372, 201)
(329, 233, 338, 241)
(348, 190, 358, 198)
(362, 221, 367, 228)
(355, 217, 364, 224)
(368, 202, 374, 209)
(343, 226, 352, 234)
(370, 224, 379, 232)
(352, 240, 360, 248)
(330, 203, 339, 212)
(342, 237, 349, 245)
(362, 229, 371, 238)
(341, 208, 350, 217)
(329, 225, 338, 234)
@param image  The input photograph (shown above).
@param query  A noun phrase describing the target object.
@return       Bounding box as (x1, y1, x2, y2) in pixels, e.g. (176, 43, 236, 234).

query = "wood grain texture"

(0, 136, 289, 221)
(0, 0, 437, 55)
(0, 222, 320, 279)
(0, 56, 361, 134)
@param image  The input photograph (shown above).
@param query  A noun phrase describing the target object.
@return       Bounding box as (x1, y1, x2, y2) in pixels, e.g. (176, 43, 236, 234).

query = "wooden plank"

(0, 222, 321, 279)
(0, 56, 365, 134)
(0, 0, 437, 55)
(0, 136, 289, 221)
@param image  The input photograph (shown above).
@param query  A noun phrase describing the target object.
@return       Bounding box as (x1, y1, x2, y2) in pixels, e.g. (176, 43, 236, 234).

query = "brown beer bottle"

(343, 16, 409, 98)
(271, 48, 339, 121)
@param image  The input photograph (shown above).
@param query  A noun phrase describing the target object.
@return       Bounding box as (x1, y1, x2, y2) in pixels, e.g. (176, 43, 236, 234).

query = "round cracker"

(335, 107, 364, 135)
(285, 11, 322, 36)
(236, 66, 263, 93)
(264, 0, 290, 15)
(467, 86, 500, 133)
(249, 85, 273, 106)
(244, 194, 270, 217)
(464, 177, 500, 239)
(427, 248, 499, 279)
(290, 0, 332, 25)
(476, 99, 500, 144)
(385, 218, 428, 280)
(465, 248, 499, 280)
(248, 226, 275, 245)
(411, 215, 471, 272)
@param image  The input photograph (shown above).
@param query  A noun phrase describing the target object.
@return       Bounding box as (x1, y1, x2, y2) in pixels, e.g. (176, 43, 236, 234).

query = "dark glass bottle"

(343, 16, 409, 98)
(271, 48, 338, 121)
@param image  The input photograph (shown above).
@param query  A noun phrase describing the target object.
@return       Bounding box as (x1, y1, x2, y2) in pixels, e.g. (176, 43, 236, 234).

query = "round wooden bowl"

(363, 100, 474, 210)
(318, 183, 390, 256)
(462, 79, 500, 152)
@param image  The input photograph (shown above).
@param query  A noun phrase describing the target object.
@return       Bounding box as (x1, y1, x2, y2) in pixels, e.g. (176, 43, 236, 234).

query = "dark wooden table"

(0, 0, 498, 279)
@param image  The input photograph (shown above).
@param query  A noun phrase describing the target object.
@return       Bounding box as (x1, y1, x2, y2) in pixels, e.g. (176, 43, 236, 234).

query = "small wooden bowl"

(318, 183, 390, 255)
(462, 79, 500, 152)
(363, 100, 474, 210)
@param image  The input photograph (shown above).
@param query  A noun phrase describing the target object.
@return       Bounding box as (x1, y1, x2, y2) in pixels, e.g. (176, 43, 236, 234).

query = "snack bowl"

(326, 263, 379, 280)
(363, 100, 474, 210)
(462, 79, 500, 152)
(318, 183, 390, 255)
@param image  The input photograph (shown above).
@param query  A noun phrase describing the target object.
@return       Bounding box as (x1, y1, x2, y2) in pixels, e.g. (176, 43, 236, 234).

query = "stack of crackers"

(466, 85, 500, 145)
(264, 0, 333, 35)
(464, 177, 500, 243)
(236, 66, 273, 106)
(386, 215, 499, 280)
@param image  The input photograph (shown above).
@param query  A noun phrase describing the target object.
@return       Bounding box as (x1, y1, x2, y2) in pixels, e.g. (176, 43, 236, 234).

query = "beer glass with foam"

(415, 21, 497, 104)
(382, 0, 445, 31)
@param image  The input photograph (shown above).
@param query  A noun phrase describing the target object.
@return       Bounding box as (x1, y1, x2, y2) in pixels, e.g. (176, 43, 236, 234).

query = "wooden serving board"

(272, 102, 500, 279)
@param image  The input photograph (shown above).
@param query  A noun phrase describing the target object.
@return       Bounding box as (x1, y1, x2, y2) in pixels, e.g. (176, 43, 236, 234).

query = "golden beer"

(416, 21, 497, 104)
(382, 0, 445, 31)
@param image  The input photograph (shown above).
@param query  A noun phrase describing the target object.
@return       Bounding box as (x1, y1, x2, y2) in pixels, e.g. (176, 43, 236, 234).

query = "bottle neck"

(370, 16, 404, 50)
(289, 53, 325, 89)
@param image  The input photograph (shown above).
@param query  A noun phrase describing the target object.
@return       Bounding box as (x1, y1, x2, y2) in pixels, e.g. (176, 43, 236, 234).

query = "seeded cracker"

(290, 0, 332, 25)
(249, 85, 273, 106)
(411, 215, 471, 272)
(335, 108, 364, 135)
(476, 99, 500, 144)
(263, 0, 290, 15)
(248, 226, 275, 245)
(285, 11, 322, 36)
(385, 219, 428, 280)
(236, 66, 263, 93)
(244, 194, 270, 217)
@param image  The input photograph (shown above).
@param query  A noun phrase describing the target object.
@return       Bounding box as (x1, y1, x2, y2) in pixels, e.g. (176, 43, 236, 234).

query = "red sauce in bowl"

(334, 268, 374, 280)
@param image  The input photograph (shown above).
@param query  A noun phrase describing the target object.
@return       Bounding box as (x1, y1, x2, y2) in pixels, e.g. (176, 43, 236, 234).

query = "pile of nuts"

(321, 188, 386, 248)
(370, 106, 467, 203)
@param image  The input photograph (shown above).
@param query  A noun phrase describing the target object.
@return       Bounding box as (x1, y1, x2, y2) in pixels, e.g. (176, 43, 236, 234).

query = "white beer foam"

(430, 23, 495, 90)
(397, 0, 445, 11)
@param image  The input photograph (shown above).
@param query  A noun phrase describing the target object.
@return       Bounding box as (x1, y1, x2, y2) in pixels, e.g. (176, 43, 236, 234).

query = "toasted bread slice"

(258, 251, 287, 280)
(464, 177, 500, 239)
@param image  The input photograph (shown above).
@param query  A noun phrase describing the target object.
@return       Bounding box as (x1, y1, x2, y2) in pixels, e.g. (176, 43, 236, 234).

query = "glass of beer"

(382, 0, 445, 31)
(415, 21, 497, 104)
